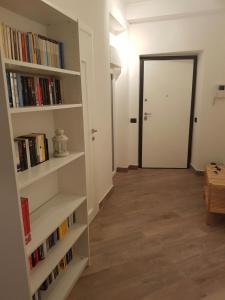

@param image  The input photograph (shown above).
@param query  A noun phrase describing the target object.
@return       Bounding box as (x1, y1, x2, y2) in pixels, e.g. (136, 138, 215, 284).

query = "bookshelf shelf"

(17, 152, 85, 190)
(42, 257, 89, 300)
(27, 194, 86, 256)
(10, 104, 82, 114)
(30, 224, 87, 295)
(4, 59, 80, 77)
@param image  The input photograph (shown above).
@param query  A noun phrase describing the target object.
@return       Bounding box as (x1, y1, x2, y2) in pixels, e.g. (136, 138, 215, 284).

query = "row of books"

(1, 23, 65, 69)
(21, 197, 31, 245)
(29, 212, 76, 270)
(6, 71, 63, 108)
(32, 248, 74, 300)
(15, 133, 49, 172)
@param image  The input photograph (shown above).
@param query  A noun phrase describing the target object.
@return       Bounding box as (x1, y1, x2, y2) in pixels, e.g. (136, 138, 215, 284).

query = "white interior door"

(79, 25, 98, 223)
(142, 59, 194, 168)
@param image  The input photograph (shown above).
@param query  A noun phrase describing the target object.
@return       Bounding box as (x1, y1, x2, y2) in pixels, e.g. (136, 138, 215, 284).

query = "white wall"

(128, 10, 225, 170)
(127, 0, 225, 22)
(109, 0, 130, 169)
(48, 0, 113, 202)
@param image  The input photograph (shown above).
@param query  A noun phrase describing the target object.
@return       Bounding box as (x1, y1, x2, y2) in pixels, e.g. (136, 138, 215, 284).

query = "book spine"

(6, 72, 13, 108)
(0, 23, 6, 58)
(17, 140, 25, 171)
(6, 26, 12, 59)
(21, 76, 28, 106)
(21, 197, 31, 245)
(39, 134, 45, 163)
(45, 138, 49, 161)
(13, 72, 19, 107)
(10, 28, 15, 60)
(16, 73, 24, 107)
(14, 29, 19, 60)
(21, 139, 28, 170)
(37, 78, 43, 106)
(30, 77, 37, 106)
(14, 141, 21, 172)
(26, 33, 32, 62)
(18, 31, 23, 62)
(59, 42, 64, 69)
(3, 23, 9, 58)
(10, 72, 16, 108)
(15, 29, 20, 60)
(25, 139, 31, 169)
(48, 79, 53, 105)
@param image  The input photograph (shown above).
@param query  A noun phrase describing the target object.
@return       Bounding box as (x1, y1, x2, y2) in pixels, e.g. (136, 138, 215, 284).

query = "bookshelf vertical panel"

(0, 30, 31, 300)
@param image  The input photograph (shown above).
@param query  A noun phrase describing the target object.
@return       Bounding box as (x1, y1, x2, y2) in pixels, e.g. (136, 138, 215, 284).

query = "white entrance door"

(142, 59, 194, 168)
(79, 25, 98, 223)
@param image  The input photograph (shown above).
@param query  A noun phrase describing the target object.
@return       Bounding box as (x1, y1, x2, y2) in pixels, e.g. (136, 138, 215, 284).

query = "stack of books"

(29, 211, 76, 270)
(32, 248, 74, 300)
(58, 211, 76, 240)
(6, 71, 63, 108)
(1, 23, 64, 68)
(29, 245, 45, 270)
(15, 133, 49, 172)
(46, 229, 59, 251)
(21, 197, 31, 245)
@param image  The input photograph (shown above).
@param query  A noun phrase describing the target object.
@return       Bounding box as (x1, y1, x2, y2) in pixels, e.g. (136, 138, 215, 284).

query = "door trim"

(138, 55, 198, 168)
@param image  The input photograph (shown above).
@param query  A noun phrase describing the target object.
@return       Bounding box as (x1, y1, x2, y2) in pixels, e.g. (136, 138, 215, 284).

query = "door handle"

(91, 129, 98, 134)
(144, 112, 152, 116)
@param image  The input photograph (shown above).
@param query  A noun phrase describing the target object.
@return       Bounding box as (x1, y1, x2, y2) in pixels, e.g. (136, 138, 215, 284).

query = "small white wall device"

(213, 85, 225, 104)
(215, 85, 225, 99)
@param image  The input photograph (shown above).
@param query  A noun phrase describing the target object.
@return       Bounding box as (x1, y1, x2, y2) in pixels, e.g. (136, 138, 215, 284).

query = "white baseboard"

(99, 184, 114, 205)
(87, 184, 114, 224)
(191, 163, 204, 173)
(88, 207, 99, 224)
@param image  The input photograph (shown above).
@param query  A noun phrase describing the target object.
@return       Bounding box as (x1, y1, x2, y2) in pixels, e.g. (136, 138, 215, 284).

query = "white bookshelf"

(0, 1, 89, 300)
(42, 257, 89, 300)
(10, 104, 82, 114)
(4, 58, 81, 77)
(27, 194, 86, 256)
(18, 152, 85, 189)
(30, 224, 87, 294)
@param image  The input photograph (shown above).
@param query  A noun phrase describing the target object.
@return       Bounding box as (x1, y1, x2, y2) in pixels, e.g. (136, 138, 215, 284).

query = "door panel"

(142, 59, 194, 168)
(79, 26, 98, 223)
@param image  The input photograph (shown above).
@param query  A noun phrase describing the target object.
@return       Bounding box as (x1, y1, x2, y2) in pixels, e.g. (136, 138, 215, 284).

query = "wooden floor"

(67, 169, 225, 300)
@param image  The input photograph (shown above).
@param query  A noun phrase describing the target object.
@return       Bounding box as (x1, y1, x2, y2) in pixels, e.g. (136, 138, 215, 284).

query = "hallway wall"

(47, 0, 113, 202)
(109, 0, 130, 169)
(128, 10, 225, 171)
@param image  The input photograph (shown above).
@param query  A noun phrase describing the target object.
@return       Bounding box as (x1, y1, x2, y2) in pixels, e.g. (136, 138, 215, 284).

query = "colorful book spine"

(21, 197, 31, 245)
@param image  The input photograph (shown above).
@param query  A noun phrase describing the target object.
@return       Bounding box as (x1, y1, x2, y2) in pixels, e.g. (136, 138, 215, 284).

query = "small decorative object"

(52, 129, 69, 158)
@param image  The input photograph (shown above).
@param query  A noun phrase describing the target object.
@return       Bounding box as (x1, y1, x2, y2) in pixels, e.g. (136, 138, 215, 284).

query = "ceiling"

(121, 0, 148, 3)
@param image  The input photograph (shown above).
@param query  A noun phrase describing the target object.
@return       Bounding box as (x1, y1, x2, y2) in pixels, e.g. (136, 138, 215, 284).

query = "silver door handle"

(91, 129, 98, 134)
(144, 112, 152, 116)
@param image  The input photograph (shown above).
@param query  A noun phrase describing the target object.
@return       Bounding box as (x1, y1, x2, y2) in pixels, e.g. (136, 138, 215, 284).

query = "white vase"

(52, 129, 69, 157)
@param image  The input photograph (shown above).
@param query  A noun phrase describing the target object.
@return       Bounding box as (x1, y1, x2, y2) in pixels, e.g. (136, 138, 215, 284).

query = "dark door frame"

(138, 55, 198, 168)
